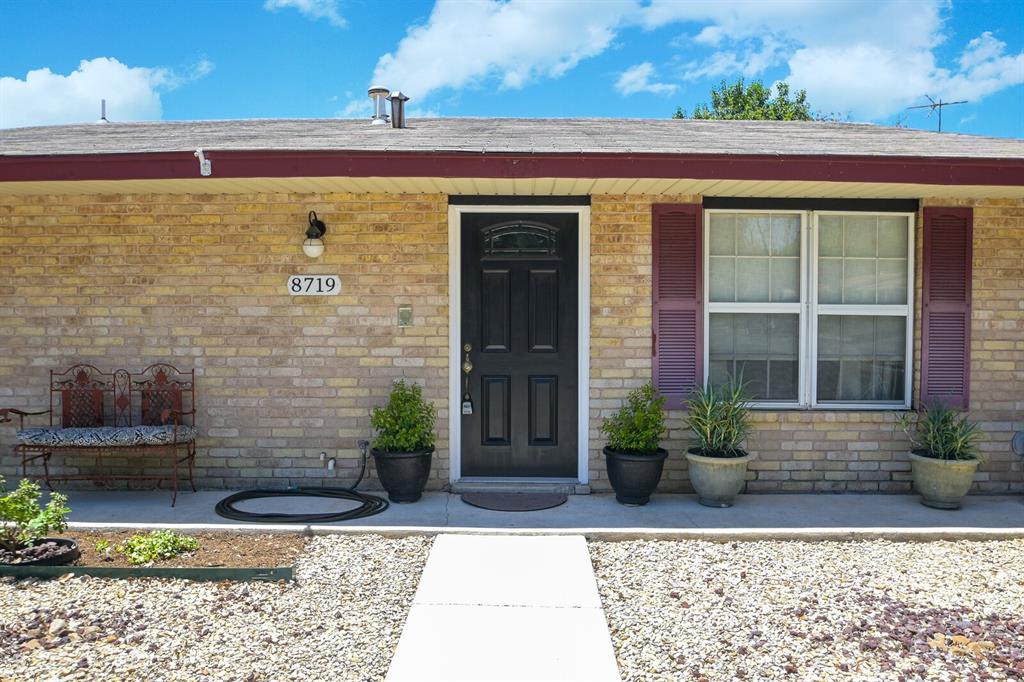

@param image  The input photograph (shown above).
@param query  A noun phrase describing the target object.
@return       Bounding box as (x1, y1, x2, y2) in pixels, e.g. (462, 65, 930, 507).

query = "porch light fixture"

(303, 211, 327, 258)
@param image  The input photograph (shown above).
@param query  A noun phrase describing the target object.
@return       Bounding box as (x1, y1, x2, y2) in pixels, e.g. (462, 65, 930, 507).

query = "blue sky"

(2, 0, 1022, 137)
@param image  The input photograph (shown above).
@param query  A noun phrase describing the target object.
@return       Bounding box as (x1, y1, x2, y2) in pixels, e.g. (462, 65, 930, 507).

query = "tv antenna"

(906, 95, 967, 132)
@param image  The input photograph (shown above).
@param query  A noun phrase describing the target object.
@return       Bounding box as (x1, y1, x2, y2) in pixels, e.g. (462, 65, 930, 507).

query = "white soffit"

(0, 177, 1021, 199)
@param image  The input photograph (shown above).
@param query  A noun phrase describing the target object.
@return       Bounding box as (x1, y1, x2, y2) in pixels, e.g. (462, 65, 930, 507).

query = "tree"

(673, 78, 818, 121)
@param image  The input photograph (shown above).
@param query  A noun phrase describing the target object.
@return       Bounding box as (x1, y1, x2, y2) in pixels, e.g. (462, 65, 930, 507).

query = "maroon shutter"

(652, 204, 703, 408)
(921, 206, 973, 409)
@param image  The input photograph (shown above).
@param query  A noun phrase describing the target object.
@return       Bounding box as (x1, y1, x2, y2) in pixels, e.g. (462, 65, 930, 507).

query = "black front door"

(460, 212, 578, 478)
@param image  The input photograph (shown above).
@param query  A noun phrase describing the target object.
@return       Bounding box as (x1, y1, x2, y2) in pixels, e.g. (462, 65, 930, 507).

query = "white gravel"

(0, 534, 433, 682)
(590, 539, 1024, 682)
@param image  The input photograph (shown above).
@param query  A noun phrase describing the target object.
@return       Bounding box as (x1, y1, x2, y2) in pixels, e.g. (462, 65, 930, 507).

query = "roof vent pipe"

(388, 91, 409, 129)
(368, 85, 390, 125)
(97, 99, 109, 124)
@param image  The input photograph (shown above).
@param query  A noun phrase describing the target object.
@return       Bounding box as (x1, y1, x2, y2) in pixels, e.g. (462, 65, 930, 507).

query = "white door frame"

(448, 204, 591, 484)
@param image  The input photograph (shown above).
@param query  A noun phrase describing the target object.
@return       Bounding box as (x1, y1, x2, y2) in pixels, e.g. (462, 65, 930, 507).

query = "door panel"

(461, 212, 578, 478)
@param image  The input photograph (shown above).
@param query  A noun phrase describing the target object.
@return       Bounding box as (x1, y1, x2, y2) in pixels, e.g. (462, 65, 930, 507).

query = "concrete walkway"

(58, 490, 1024, 538)
(385, 534, 619, 682)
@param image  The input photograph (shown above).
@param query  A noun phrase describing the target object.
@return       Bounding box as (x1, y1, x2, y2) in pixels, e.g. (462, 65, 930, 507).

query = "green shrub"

(371, 380, 437, 452)
(897, 404, 982, 461)
(684, 380, 751, 458)
(0, 477, 70, 552)
(116, 530, 199, 565)
(600, 383, 666, 455)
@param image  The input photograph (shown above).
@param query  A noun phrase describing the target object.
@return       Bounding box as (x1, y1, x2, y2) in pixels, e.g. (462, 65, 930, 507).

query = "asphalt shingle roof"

(2, 118, 1022, 159)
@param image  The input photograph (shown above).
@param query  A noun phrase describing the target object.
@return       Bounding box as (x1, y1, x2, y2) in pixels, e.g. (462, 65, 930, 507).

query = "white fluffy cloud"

(263, 0, 345, 28)
(372, 0, 635, 100)
(0, 57, 213, 129)
(366, 0, 1022, 122)
(616, 62, 678, 96)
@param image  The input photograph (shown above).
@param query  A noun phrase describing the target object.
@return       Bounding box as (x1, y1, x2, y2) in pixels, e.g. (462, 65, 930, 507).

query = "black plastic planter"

(604, 447, 668, 505)
(1, 538, 80, 567)
(372, 447, 433, 503)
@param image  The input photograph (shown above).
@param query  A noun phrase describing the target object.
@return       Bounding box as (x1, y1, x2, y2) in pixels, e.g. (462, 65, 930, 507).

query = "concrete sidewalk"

(58, 489, 1024, 538)
(385, 535, 619, 682)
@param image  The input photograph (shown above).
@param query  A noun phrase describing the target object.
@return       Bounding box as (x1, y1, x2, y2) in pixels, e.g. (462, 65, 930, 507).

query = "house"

(1, 113, 1022, 495)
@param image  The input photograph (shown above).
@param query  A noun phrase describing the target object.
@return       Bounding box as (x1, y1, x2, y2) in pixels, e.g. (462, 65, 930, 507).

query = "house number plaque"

(287, 275, 340, 296)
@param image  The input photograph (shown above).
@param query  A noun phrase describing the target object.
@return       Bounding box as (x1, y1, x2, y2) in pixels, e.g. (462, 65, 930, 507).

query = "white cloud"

(937, 32, 1024, 102)
(353, 0, 1021, 124)
(263, 0, 345, 28)
(371, 0, 636, 100)
(616, 62, 677, 96)
(0, 57, 213, 129)
(642, 1, 1022, 120)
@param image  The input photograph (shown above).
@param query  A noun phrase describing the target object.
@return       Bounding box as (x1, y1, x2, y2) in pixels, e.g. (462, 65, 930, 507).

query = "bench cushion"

(16, 425, 197, 448)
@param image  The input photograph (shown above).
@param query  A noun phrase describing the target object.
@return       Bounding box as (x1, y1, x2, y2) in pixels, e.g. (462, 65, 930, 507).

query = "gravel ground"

(591, 539, 1024, 681)
(0, 534, 432, 682)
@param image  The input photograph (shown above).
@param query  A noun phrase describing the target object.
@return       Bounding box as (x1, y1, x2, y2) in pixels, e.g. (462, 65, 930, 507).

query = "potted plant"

(684, 380, 753, 507)
(0, 476, 76, 566)
(370, 380, 436, 503)
(897, 405, 982, 509)
(601, 383, 668, 505)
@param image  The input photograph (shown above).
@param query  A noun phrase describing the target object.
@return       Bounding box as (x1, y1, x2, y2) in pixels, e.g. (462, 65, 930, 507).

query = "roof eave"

(1, 149, 1023, 187)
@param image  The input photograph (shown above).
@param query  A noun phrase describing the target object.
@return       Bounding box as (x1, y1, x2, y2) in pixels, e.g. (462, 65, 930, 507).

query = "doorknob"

(461, 344, 474, 415)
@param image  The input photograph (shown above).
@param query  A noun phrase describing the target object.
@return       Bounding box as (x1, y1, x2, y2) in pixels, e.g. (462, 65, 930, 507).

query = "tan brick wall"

(588, 195, 1024, 493)
(1, 191, 1020, 494)
(0, 192, 450, 489)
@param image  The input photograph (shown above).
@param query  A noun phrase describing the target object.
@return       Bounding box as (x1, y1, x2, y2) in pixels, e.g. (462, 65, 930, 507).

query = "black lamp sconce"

(304, 211, 327, 258)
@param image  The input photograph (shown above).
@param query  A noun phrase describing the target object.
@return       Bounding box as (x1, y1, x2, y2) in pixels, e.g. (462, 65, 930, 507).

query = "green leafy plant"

(0, 477, 70, 552)
(95, 539, 114, 561)
(115, 530, 199, 566)
(896, 405, 982, 462)
(673, 78, 844, 122)
(684, 380, 752, 458)
(371, 380, 437, 452)
(600, 383, 667, 455)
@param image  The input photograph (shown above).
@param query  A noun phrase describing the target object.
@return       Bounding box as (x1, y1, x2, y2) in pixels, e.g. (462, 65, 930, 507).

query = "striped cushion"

(16, 425, 197, 447)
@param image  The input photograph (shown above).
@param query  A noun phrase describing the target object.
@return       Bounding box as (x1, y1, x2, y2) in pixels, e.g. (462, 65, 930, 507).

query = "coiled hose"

(214, 442, 388, 523)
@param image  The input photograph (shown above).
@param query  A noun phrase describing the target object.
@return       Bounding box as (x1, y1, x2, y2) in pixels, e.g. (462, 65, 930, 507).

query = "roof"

(3, 117, 1023, 159)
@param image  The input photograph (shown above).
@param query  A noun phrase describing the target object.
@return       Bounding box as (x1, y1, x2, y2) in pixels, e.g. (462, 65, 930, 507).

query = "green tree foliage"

(600, 383, 667, 455)
(674, 78, 821, 121)
(371, 380, 437, 452)
(0, 477, 70, 551)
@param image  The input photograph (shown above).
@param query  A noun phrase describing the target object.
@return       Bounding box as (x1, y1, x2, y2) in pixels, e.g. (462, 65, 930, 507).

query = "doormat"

(461, 492, 568, 512)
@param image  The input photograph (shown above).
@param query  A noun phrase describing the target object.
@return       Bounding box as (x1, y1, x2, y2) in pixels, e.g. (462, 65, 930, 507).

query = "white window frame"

(703, 209, 914, 410)
(809, 211, 915, 410)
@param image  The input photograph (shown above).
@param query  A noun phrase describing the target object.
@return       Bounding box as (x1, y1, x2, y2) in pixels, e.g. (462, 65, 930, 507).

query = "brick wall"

(0, 192, 450, 489)
(588, 195, 1024, 493)
(1, 191, 1020, 494)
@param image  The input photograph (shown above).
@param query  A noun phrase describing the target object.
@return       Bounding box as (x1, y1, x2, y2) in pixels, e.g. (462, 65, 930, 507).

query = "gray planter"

(685, 449, 752, 507)
(909, 451, 979, 509)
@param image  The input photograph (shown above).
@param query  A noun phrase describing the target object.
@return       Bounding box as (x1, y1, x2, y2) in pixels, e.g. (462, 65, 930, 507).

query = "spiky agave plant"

(684, 379, 751, 458)
(897, 405, 982, 461)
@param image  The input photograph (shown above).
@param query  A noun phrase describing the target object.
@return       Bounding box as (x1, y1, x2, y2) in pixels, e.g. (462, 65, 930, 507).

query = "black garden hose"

(214, 442, 389, 523)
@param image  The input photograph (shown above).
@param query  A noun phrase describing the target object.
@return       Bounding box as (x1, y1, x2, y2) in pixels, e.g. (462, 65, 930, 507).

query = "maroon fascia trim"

(1, 150, 1023, 186)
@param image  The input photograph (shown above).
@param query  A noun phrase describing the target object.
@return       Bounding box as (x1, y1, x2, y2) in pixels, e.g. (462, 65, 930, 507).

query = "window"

(704, 210, 913, 408)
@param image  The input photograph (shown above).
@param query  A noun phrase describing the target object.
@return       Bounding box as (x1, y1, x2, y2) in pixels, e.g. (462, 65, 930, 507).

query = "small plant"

(0, 476, 70, 552)
(684, 380, 752, 458)
(115, 530, 200, 566)
(600, 383, 667, 455)
(371, 380, 437, 452)
(95, 539, 114, 561)
(897, 405, 982, 462)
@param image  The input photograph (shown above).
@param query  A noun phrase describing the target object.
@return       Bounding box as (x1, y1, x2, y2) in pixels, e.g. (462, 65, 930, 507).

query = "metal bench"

(1, 363, 197, 506)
